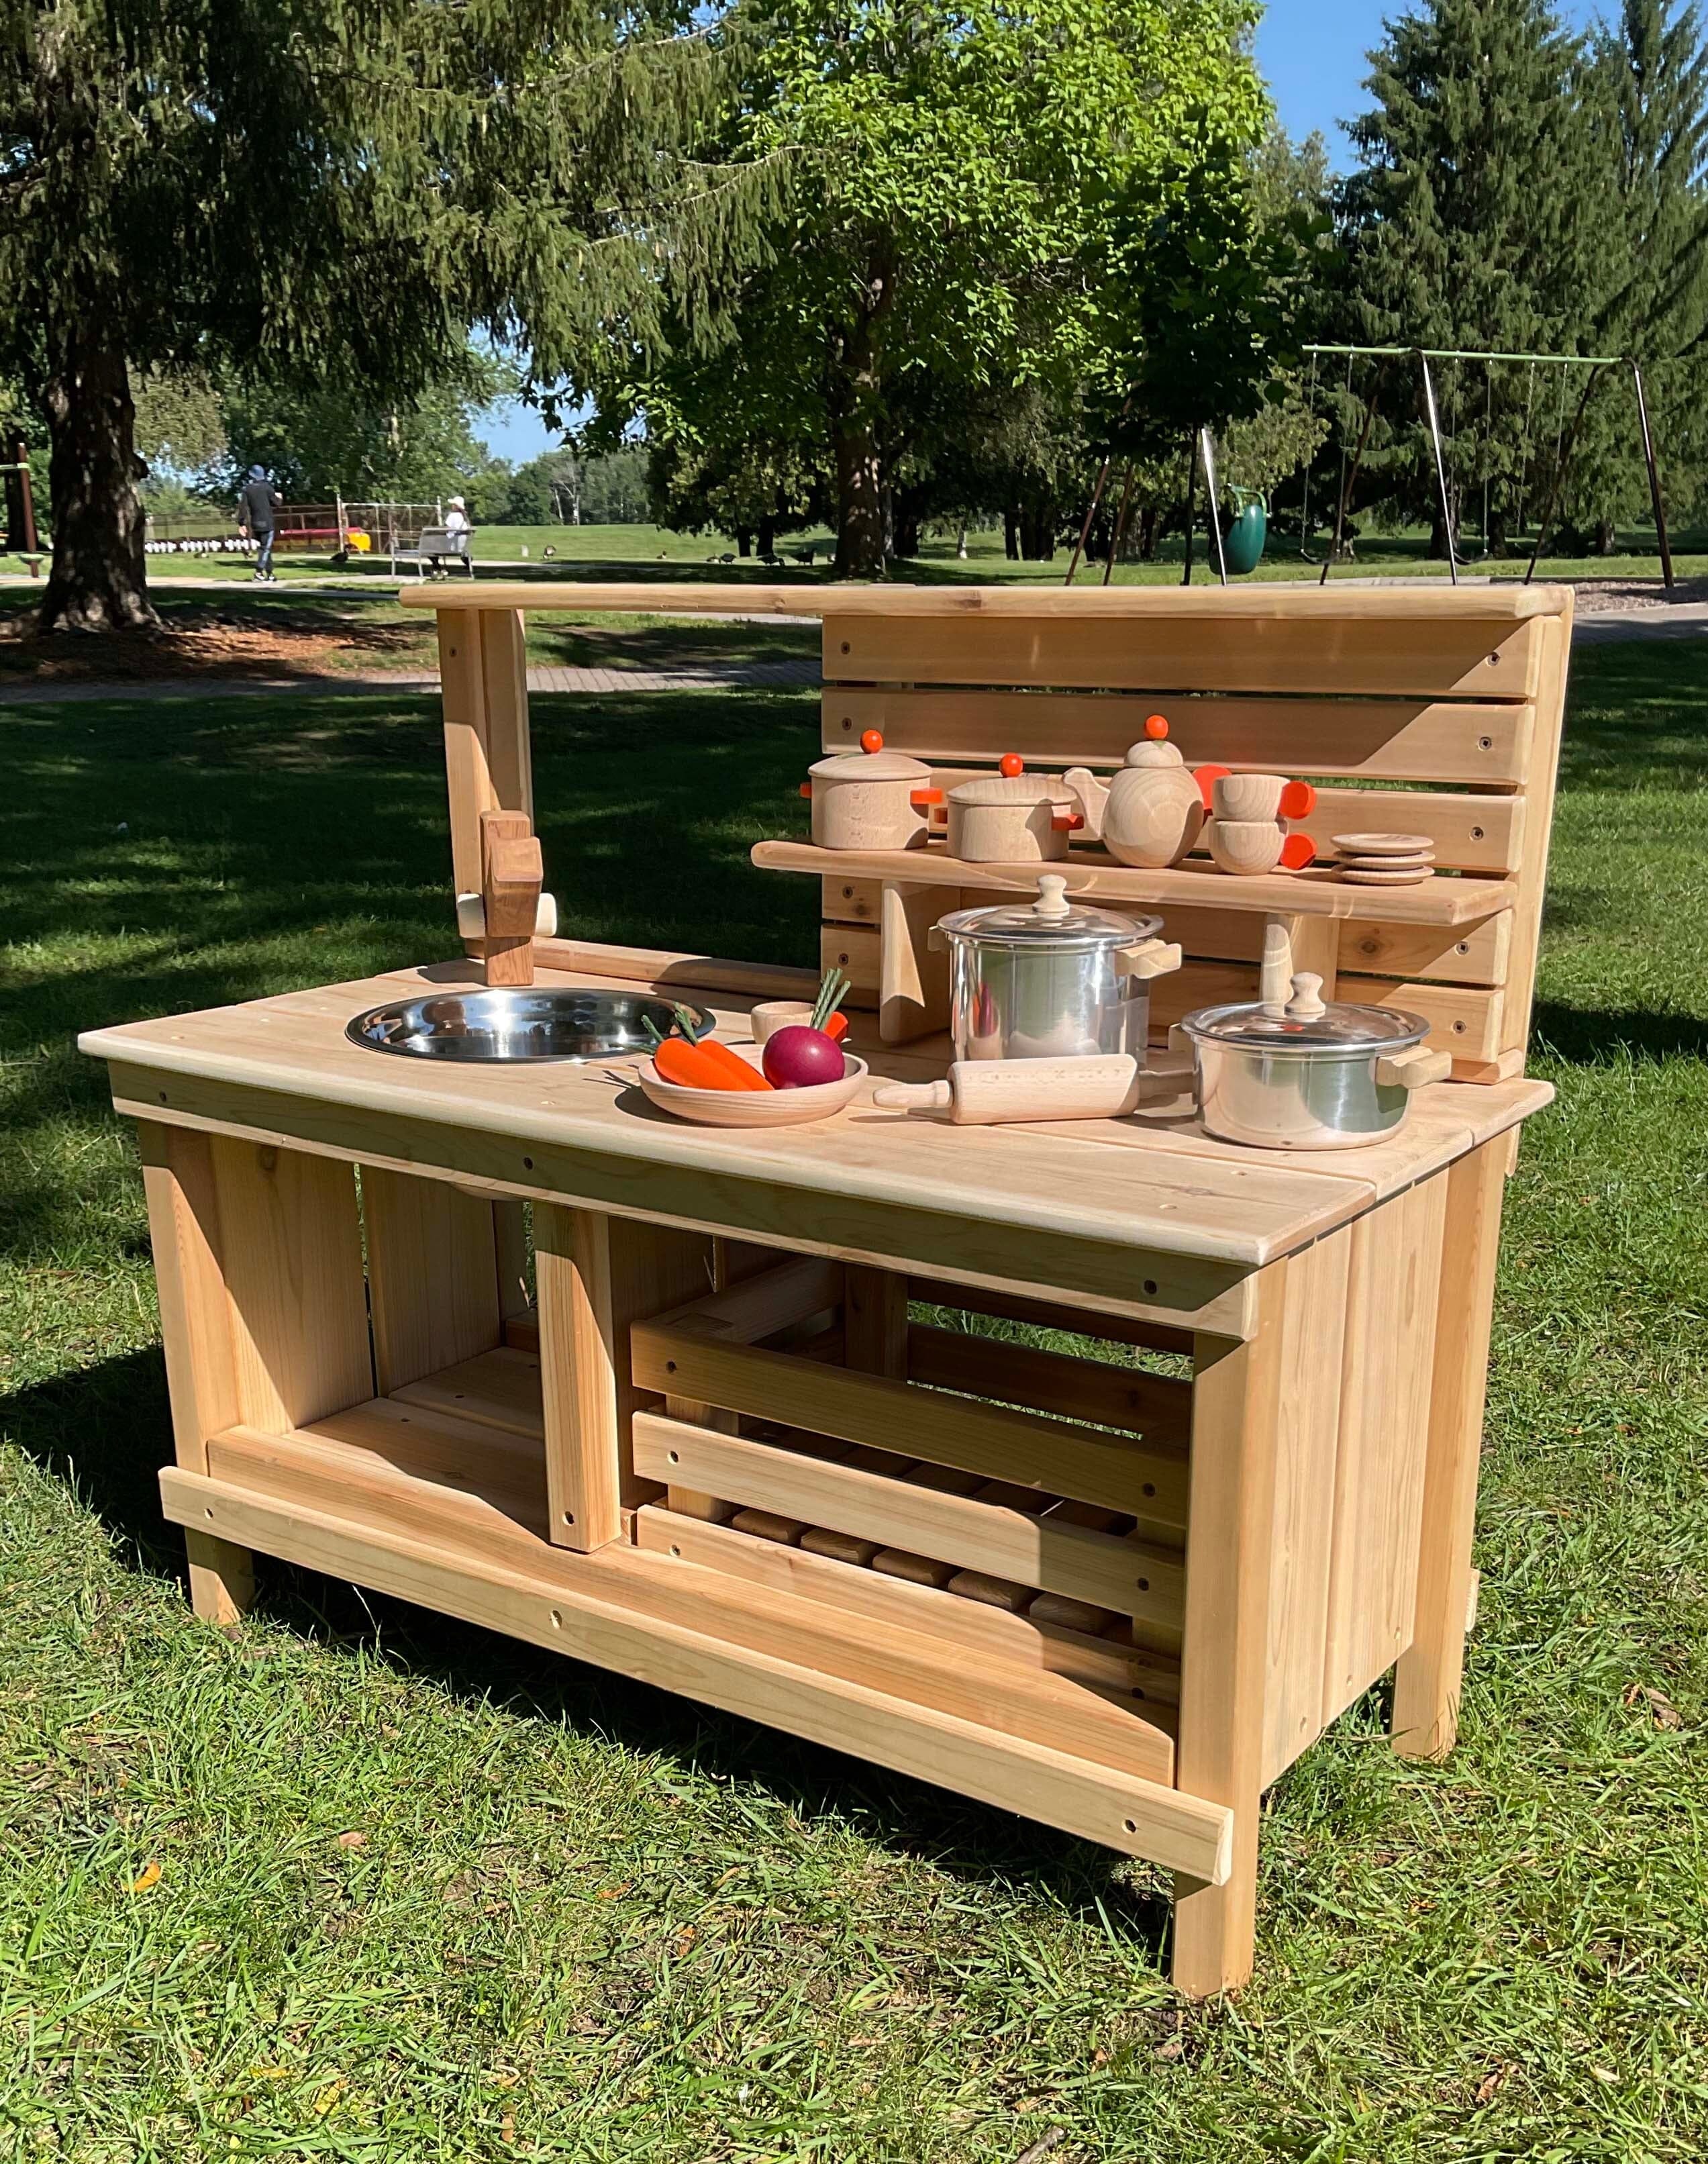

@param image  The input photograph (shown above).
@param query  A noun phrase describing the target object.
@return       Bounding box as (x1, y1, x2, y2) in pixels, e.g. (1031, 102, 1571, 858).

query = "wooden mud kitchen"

(82, 582, 1568, 1995)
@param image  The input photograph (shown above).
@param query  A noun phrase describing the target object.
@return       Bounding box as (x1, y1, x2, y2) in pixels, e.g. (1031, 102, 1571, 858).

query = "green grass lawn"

(3, 643, 1707, 2158)
(5, 515, 1701, 596)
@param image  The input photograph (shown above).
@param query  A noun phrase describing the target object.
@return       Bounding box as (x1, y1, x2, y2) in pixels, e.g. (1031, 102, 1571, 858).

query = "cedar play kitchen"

(82, 582, 1568, 1998)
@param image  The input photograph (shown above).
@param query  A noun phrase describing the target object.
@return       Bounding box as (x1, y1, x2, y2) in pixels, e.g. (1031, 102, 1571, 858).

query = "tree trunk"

(1003, 507, 1019, 560)
(735, 529, 752, 557)
(1594, 519, 1616, 556)
(830, 246, 895, 581)
(38, 338, 156, 633)
(1138, 504, 1159, 561)
(832, 412, 885, 579)
(757, 515, 776, 560)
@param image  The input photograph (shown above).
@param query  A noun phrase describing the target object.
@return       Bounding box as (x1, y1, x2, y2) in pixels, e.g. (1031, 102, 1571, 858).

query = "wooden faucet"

(479, 808, 544, 986)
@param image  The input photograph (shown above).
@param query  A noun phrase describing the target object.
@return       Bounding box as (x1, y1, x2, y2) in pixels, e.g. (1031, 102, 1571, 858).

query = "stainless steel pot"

(1178, 973, 1450, 1149)
(932, 874, 1177, 1063)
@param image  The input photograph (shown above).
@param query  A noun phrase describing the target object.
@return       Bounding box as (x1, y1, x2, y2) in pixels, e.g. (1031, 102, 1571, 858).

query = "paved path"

(0, 656, 819, 705)
(3, 593, 1703, 707)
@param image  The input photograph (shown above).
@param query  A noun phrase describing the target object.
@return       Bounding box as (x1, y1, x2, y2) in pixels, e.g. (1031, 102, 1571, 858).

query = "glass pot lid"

(1183, 972, 1429, 1054)
(936, 873, 1159, 950)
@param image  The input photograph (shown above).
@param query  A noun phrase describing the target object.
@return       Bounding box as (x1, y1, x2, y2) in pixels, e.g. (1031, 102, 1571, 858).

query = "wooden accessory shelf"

(84, 581, 1570, 1998)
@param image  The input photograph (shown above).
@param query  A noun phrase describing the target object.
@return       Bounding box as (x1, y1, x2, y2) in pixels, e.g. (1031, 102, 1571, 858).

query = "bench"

(395, 526, 475, 579)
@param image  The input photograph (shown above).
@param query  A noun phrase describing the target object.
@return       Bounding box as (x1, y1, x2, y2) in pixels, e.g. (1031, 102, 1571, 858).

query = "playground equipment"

(1297, 345, 1674, 590)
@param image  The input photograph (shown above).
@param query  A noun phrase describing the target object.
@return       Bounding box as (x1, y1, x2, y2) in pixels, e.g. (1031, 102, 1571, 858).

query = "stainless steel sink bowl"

(346, 988, 715, 1063)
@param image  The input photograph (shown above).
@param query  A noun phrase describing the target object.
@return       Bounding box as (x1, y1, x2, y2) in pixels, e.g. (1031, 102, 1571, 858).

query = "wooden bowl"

(638, 1044, 868, 1126)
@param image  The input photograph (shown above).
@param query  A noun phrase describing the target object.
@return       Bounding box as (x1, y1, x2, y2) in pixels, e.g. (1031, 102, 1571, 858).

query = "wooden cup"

(1207, 819, 1286, 875)
(1213, 773, 1287, 822)
(750, 1000, 815, 1043)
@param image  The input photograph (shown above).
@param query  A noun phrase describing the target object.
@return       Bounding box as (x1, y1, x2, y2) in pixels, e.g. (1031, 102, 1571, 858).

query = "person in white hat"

(444, 495, 470, 542)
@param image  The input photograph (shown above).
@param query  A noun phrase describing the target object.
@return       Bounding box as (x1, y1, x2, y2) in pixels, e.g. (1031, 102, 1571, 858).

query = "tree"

(1567, 1, 1708, 544)
(0, 1, 774, 631)
(1340, 0, 1603, 554)
(217, 350, 510, 505)
(603, 0, 1270, 577)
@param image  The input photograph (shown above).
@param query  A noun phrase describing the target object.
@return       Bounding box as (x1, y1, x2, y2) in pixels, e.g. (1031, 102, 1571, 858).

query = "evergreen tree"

(1568, 1, 1708, 546)
(0, 1, 773, 631)
(1340, 0, 1601, 554)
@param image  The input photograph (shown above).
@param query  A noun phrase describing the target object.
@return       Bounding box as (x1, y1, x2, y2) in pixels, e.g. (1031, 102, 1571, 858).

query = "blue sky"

(1256, 0, 1605, 160)
(480, 0, 1612, 465)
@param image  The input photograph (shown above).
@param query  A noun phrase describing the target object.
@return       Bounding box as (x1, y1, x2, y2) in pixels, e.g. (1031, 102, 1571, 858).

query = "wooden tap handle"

(479, 808, 542, 985)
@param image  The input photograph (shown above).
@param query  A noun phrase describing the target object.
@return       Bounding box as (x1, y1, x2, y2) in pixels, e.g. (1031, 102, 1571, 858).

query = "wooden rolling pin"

(872, 1054, 1142, 1126)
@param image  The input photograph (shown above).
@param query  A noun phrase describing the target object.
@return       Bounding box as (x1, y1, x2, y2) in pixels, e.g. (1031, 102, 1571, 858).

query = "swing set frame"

(1299, 344, 1674, 591)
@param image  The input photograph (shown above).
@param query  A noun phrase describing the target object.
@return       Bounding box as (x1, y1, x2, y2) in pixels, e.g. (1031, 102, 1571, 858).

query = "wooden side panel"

(1391, 1140, 1509, 1758)
(1172, 1261, 1291, 1999)
(138, 1121, 240, 1473)
(822, 688, 1538, 786)
(493, 1201, 532, 1320)
(207, 1138, 372, 1432)
(439, 608, 496, 899)
(534, 1206, 713, 1550)
(824, 613, 1542, 701)
(1319, 1173, 1451, 1723)
(362, 1168, 502, 1394)
(1498, 606, 1570, 1063)
(1260, 1228, 1352, 1787)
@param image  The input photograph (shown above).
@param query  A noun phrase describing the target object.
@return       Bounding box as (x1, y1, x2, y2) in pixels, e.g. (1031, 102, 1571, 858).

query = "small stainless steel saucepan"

(932, 874, 1181, 1063)
(1176, 973, 1451, 1150)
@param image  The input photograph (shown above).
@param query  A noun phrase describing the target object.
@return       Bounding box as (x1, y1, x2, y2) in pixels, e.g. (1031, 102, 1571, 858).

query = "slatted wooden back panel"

(817, 591, 1572, 1082)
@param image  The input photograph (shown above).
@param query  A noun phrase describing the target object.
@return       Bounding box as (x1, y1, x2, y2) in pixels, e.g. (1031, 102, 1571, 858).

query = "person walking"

(238, 464, 281, 583)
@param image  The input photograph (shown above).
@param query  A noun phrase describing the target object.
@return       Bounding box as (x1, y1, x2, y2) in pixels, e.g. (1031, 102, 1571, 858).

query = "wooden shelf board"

(754, 840, 1517, 928)
(397, 581, 1568, 623)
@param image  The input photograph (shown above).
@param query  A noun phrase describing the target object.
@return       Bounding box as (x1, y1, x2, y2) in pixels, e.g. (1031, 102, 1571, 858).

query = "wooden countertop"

(77, 956, 1550, 1324)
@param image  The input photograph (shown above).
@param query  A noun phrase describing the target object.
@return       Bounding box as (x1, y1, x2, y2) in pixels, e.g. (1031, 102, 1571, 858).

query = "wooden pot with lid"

(801, 730, 943, 850)
(945, 756, 1085, 863)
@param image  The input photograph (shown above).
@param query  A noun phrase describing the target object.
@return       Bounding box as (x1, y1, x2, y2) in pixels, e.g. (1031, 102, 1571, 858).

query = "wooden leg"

(1391, 1140, 1509, 1761)
(844, 1264, 909, 1379)
(536, 1206, 712, 1550)
(138, 1122, 240, 1472)
(665, 1239, 774, 1523)
(185, 1527, 255, 1626)
(1172, 1261, 1289, 1998)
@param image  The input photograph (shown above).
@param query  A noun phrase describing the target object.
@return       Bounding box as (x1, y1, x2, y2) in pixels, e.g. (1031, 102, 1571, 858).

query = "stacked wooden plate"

(1330, 832, 1436, 885)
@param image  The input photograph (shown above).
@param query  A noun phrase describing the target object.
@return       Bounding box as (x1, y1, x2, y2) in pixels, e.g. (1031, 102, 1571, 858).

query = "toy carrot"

(670, 1005, 774, 1091)
(643, 1018, 728, 1089)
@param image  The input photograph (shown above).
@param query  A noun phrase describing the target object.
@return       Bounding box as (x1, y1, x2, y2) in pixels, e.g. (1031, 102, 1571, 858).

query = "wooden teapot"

(1064, 716, 1228, 869)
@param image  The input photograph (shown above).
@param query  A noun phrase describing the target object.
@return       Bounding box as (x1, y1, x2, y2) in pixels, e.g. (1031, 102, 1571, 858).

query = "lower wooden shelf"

(173, 1387, 1225, 1880)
